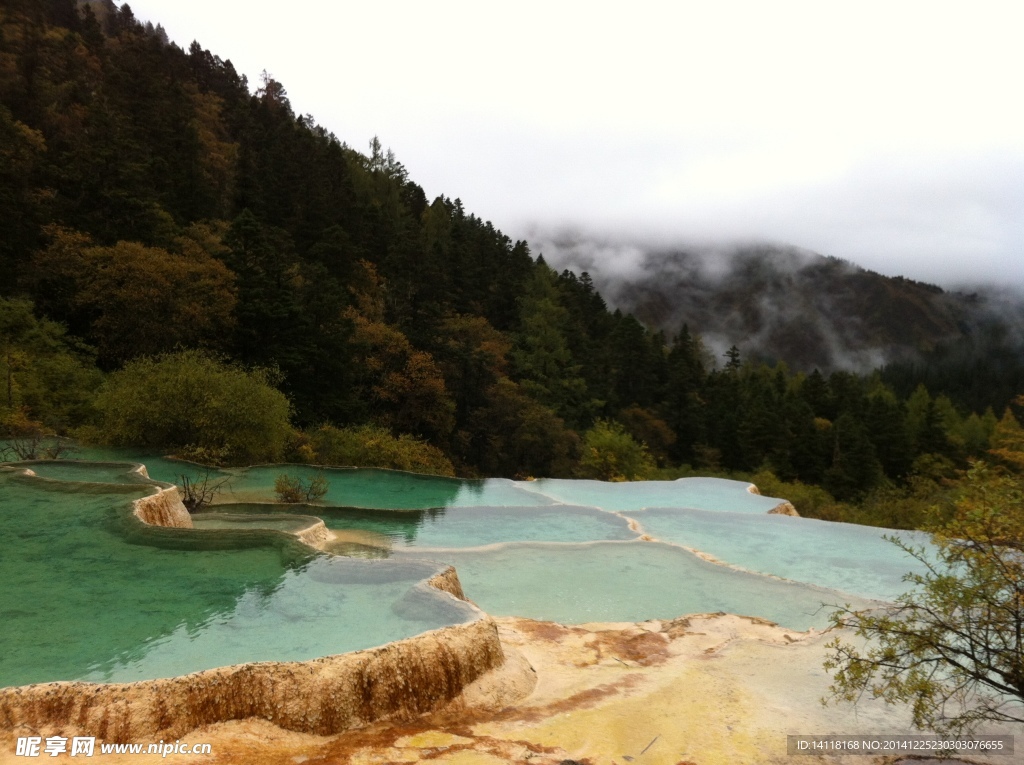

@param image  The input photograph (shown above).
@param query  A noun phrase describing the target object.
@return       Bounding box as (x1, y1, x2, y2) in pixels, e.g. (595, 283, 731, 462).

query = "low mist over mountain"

(535, 234, 1024, 372)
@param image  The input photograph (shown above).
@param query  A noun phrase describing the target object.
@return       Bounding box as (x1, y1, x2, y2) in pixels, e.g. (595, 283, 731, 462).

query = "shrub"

(577, 419, 655, 482)
(749, 468, 840, 518)
(93, 349, 292, 465)
(749, 468, 950, 529)
(0, 297, 102, 431)
(274, 472, 329, 503)
(826, 463, 1024, 733)
(306, 424, 455, 476)
(0, 408, 76, 461)
(273, 474, 303, 503)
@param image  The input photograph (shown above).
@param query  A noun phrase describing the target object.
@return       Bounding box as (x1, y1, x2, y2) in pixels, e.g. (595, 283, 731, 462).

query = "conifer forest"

(3, 0, 1024, 530)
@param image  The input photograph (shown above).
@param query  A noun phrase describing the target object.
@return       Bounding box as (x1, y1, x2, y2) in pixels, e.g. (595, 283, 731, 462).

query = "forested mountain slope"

(539, 237, 1024, 375)
(2, 1, 1023, 526)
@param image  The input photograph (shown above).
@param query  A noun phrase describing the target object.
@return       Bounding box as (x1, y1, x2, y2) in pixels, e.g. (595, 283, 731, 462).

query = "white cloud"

(128, 0, 1024, 286)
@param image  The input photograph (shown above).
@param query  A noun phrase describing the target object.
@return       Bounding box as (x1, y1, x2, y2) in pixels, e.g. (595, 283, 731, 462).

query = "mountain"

(3, 1, 1022, 493)
(537, 236, 1024, 373)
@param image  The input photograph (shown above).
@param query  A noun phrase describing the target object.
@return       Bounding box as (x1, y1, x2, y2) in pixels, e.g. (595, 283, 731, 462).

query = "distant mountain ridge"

(538, 237, 1022, 372)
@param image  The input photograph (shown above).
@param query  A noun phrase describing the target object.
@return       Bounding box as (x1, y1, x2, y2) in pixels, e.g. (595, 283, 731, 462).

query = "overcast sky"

(128, 0, 1023, 288)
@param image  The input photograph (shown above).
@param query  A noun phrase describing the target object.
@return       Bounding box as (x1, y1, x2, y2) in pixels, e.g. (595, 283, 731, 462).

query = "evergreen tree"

(905, 384, 950, 458)
(661, 325, 706, 463)
(511, 263, 591, 426)
(865, 392, 914, 479)
(800, 368, 835, 420)
(606, 312, 662, 410)
(785, 398, 829, 483)
(724, 345, 742, 371)
(704, 354, 745, 469)
(988, 402, 1024, 470)
(737, 367, 783, 470)
(223, 209, 305, 368)
(824, 412, 885, 500)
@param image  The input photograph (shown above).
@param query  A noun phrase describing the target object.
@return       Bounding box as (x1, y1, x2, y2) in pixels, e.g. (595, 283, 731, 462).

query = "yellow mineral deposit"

(6, 600, 1020, 765)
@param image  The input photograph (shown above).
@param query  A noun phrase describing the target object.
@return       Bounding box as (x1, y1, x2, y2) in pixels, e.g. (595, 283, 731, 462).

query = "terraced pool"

(1, 456, 925, 689)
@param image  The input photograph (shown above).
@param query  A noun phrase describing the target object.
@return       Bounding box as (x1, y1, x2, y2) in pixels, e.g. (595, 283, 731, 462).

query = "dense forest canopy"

(2, 0, 1023, 529)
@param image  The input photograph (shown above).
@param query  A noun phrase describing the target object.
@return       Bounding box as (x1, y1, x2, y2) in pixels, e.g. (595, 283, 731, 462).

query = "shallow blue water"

(1, 455, 930, 688)
(213, 502, 638, 549)
(0, 467, 475, 688)
(67, 452, 787, 513)
(19, 460, 153, 485)
(628, 507, 932, 601)
(515, 476, 787, 513)
(72, 450, 556, 509)
(221, 466, 553, 509)
(401, 541, 856, 629)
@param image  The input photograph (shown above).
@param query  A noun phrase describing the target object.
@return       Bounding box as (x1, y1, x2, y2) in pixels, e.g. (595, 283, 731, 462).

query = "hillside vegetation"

(2, 1, 1023, 528)
(541, 239, 1024, 402)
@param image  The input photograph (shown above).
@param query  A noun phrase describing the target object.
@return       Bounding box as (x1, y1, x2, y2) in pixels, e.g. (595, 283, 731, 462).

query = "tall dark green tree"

(512, 262, 592, 427)
(661, 325, 706, 463)
(825, 412, 885, 500)
(865, 392, 914, 479)
(737, 368, 785, 471)
(800, 368, 835, 419)
(223, 209, 303, 366)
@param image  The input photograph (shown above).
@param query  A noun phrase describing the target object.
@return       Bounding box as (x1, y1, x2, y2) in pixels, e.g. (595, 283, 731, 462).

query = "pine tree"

(800, 368, 834, 419)
(512, 263, 591, 427)
(865, 392, 914, 479)
(825, 412, 885, 500)
(661, 325, 706, 462)
(224, 211, 300, 363)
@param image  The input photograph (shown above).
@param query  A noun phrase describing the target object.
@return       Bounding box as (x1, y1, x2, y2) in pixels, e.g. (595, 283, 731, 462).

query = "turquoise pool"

(628, 507, 932, 601)
(67, 449, 789, 513)
(209, 502, 638, 549)
(0, 456, 926, 689)
(397, 541, 861, 629)
(0, 466, 476, 687)
(515, 476, 787, 513)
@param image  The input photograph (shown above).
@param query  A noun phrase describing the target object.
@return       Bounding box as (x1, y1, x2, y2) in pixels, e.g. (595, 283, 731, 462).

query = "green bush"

(577, 419, 655, 481)
(749, 468, 840, 518)
(749, 467, 949, 529)
(93, 350, 292, 465)
(306, 424, 455, 476)
(0, 298, 102, 431)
